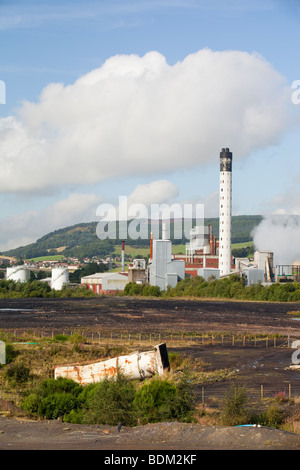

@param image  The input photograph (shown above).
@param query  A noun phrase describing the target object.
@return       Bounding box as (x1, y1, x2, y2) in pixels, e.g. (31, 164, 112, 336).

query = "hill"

(1, 215, 262, 261)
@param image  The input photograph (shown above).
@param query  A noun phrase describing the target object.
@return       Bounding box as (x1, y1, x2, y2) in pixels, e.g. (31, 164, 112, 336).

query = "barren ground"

(1, 295, 300, 451)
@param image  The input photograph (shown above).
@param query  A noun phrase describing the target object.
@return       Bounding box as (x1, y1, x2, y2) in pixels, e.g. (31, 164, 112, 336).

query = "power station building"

(173, 148, 235, 278)
(148, 236, 185, 290)
(81, 272, 128, 295)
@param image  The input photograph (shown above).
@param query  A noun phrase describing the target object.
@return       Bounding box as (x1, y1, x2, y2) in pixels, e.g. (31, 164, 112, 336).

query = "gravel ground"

(0, 415, 300, 450)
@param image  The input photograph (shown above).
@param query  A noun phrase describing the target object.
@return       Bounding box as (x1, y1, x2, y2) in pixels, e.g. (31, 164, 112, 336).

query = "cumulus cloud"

(0, 49, 293, 194)
(0, 193, 103, 251)
(0, 180, 180, 250)
(97, 179, 179, 222)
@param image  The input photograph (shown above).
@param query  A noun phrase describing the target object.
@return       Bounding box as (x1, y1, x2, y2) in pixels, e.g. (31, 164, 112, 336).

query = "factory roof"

(81, 272, 128, 280)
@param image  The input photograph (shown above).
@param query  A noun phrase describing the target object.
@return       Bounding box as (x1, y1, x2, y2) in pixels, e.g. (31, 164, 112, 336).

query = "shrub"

(21, 377, 84, 421)
(5, 362, 31, 385)
(38, 377, 83, 398)
(37, 392, 81, 420)
(20, 374, 195, 426)
(221, 385, 249, 426)
(83, 374, 137, 426)
(256, 403, 285, 429)
(134, 376, 195, 424)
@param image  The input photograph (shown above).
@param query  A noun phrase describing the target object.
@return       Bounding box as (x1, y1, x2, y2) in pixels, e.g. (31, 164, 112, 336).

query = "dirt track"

(1, 295, 300, 451)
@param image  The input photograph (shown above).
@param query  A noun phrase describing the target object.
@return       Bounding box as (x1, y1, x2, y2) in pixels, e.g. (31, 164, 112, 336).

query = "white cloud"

(0, 49, 293, 195)
(125, 179, 179, 207)
(0, 193, 103, 251)
(0, 180, 179, 251)
(253, 214, 300, 265)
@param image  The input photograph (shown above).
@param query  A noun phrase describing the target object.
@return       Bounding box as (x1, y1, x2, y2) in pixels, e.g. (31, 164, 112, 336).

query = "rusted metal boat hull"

(54, 343, 169, 385)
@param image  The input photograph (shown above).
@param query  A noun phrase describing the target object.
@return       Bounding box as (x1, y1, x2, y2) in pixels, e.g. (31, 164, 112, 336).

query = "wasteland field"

(1, 295, 300, 450)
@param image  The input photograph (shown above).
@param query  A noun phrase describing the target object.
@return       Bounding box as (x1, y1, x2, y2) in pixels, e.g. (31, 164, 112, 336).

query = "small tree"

(83, 374, 137, 426)
(221, 385, 249, 426)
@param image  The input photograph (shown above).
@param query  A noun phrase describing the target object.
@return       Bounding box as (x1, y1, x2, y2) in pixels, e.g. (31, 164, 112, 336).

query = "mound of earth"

(0, 415, 299, 450)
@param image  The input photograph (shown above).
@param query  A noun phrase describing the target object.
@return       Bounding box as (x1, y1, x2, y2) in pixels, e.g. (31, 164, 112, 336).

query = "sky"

(0, 0, 300, 261)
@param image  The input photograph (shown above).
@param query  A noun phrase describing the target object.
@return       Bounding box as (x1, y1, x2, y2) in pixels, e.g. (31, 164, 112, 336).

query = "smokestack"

(150, 232, 153, 261)
(162, 222, 167, 240)
(219, 147, 232, 276)
(121, 241, 125, 273)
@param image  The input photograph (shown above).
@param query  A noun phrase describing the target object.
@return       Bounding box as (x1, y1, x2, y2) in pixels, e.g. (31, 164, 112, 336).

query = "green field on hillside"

(29, 255, 65, 262)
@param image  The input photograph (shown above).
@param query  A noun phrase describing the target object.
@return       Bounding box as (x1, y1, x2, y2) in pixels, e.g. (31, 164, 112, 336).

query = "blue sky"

(0, 0, 300, 252)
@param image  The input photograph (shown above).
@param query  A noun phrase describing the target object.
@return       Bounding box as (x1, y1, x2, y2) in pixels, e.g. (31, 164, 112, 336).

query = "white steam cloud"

(253, 214, 300, 265)
(0, 49, 292, 194)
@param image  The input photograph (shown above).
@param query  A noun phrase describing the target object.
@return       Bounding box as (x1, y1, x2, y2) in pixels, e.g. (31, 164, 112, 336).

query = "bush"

(83, 374, 137, 426)
(5, 362, 31, 385)
(134, 376, 195, 424)
(21, 377, 84, 421)
(21, 374, 195, 426)
(123, 282, 161, 297)
(255, 404, 285, 428)
(221, 385, 249, 426)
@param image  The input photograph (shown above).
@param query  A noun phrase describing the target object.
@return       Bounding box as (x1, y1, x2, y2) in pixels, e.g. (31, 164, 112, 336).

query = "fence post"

(289, 383, 291, 400)
(261, 384, 264, 401)
(202, 387, 205, 405)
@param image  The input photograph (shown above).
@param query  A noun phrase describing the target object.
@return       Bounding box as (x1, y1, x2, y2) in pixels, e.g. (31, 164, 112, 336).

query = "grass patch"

(29, 255, 65, 262)
(287, 311, 300, 317)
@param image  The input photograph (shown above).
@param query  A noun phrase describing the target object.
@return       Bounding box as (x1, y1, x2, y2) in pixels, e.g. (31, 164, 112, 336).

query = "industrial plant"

(5, 147, 299, 293)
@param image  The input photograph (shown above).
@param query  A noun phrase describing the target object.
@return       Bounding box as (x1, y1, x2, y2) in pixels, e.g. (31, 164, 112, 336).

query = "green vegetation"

(69, 261, 108, 283)
(124, 275, 300, 302)
(29, 255, 65, 262)
(220, 385, 286, 428)
(1, 216, 262, 261)
(20, 374, 195, 426)
(231, 242, 253, 259)
(0, 279, 95, 299)
(163, 275, 300, 302)
(287, 311, 300, 317)
(0, 332, 298, 432)
(124, 282, 161, 297)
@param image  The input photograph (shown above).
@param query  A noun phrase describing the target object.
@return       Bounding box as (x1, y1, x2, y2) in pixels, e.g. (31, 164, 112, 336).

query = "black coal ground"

(0, 296, 300, 337)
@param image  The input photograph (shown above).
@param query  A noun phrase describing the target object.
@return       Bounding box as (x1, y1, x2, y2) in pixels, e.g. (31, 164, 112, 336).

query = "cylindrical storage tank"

(51, 267, 69, 290)
(6, 266, 30, 283)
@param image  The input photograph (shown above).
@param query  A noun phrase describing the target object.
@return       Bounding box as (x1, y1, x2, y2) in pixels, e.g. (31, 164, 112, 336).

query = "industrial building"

(51, 267, 69, 290)
(148, 231, 185, 290)
(6, 265, 30, 283)
(235, 250, 275, 285)
(275, 264, 300, 282)
(172, 148, 235, 279)
(128, 259, 147, 284)
(81, 272, 128, 295)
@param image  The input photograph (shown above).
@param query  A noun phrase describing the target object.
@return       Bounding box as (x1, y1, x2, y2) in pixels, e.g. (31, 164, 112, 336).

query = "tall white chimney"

(219, 148, 232, 276)
(121, 240, 125, 273)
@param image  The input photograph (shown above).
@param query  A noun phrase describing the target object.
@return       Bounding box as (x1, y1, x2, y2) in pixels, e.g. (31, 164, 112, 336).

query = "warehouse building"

(81, 272, 128, 295)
